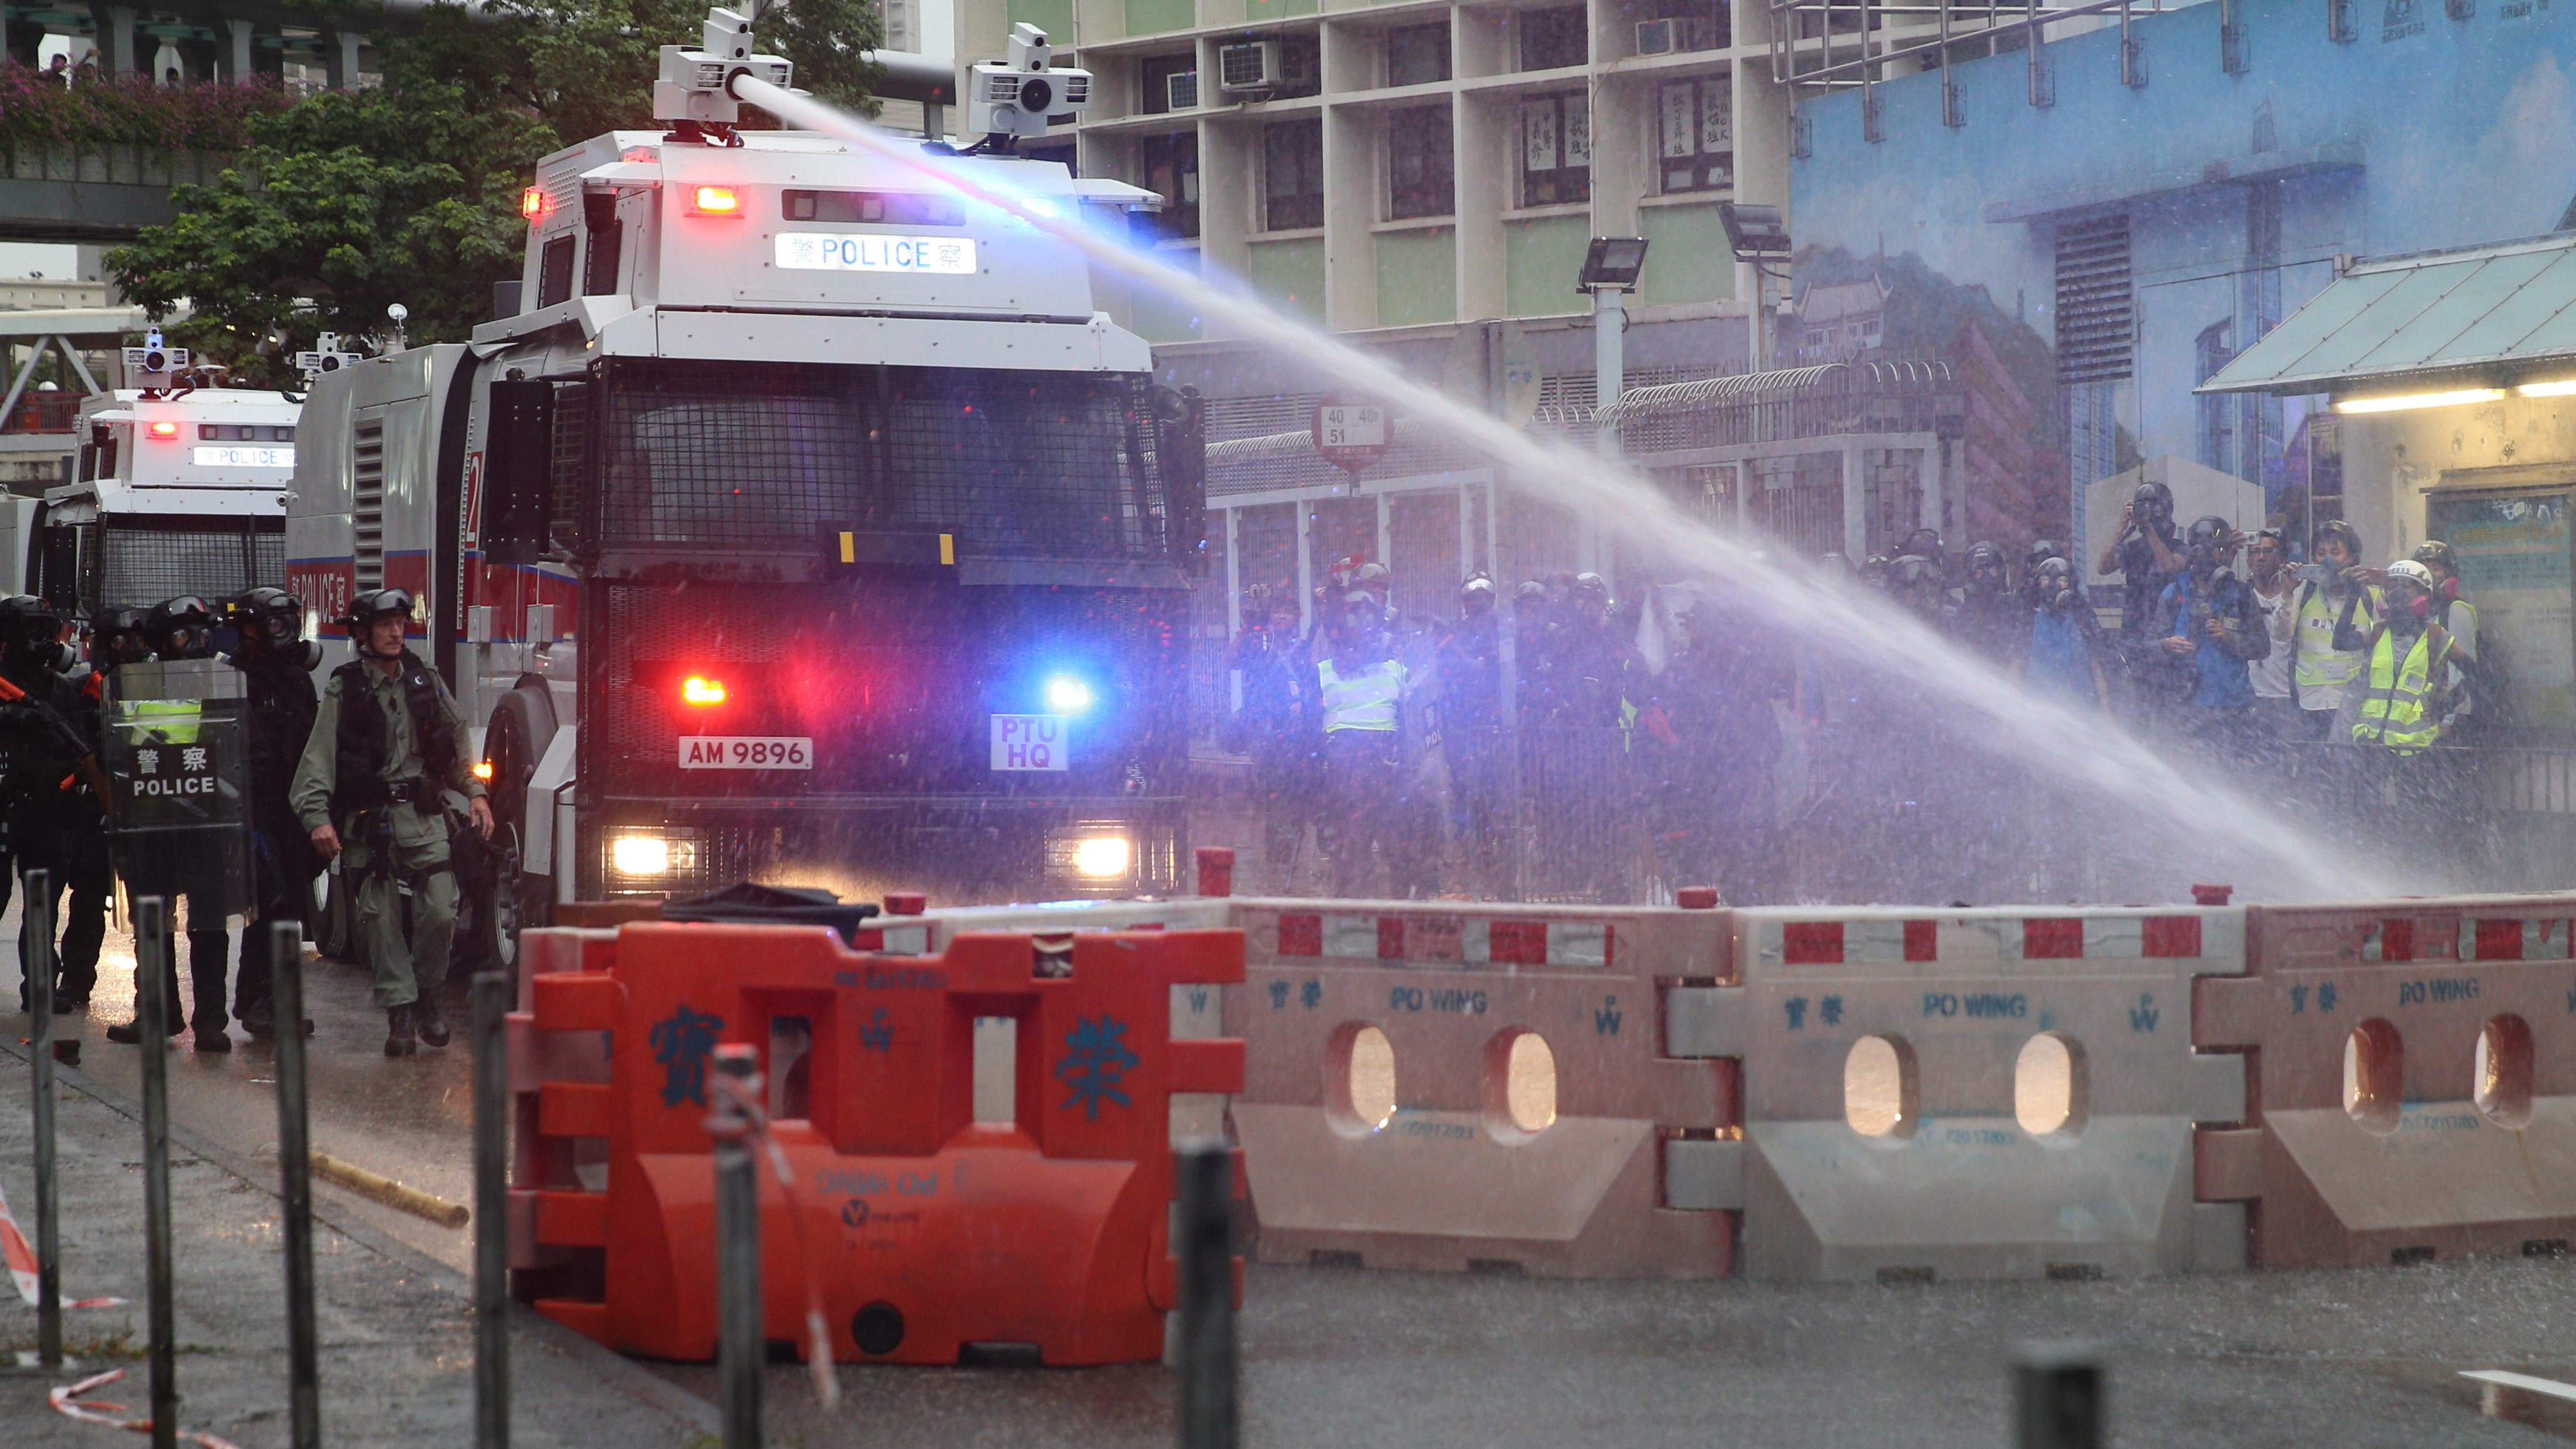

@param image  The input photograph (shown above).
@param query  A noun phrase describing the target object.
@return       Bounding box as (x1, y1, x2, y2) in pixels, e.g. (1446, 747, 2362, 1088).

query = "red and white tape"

(51, 1369, 243, 1449)
(0, 1178, 122, 1309)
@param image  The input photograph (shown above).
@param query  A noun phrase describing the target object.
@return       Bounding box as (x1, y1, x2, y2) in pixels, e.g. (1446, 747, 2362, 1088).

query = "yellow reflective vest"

(2351, 628, 2444, 754)
(2293, 584, 2378, 706)
(1318, 658, 1404, 733)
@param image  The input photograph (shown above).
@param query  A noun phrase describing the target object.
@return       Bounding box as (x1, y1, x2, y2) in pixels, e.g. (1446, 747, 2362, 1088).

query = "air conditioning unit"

(1165, 68, 1199, 109)
(1217, 39, 1280, 91)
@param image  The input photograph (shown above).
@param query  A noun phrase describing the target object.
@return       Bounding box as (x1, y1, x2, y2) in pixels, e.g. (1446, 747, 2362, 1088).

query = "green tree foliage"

(109, 0, 881, 379)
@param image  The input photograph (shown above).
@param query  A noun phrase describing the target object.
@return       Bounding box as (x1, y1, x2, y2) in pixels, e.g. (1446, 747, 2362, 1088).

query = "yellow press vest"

(2352, 629, 2441, 753)
(2293, 585, 2376, 701)
(1318, 658, 1404, 733)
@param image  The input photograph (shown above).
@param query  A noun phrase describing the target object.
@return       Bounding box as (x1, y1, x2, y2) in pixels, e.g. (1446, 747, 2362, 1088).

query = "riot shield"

(103, 658, 250, 915)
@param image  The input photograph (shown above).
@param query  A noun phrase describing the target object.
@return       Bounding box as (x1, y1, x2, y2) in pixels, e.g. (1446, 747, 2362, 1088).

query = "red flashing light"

(148, 420, 179, 439)
(689, 185, 743, 216)
(681, 675, 728, 707)
(520, 186, 550, 221)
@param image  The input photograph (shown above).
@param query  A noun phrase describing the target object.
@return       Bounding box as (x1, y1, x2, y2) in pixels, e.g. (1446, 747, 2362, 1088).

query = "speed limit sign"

(1312, 398, 1393, 472)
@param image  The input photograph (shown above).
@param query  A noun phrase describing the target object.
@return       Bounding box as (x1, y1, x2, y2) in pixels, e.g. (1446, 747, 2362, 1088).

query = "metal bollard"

(1174, 1139, 1237, 1449)
(26, 867, 61, 1368)
(709, 1044, 763, 1449)
(2014, 1342, 2102, 1449)
(472, 970, 512, 1449)
(134, 897, 177, 1449)
(270, 921, 320, 1449)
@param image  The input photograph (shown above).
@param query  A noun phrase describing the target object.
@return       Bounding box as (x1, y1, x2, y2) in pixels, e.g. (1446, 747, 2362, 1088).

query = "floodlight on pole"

(1718, 203, 1793, 372)
(1576, 236, 1650, 293)
(1581, 237, 1650, 562)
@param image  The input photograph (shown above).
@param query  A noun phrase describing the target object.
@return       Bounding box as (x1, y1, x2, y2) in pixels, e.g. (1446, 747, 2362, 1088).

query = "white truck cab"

(36, 386, 300, 616)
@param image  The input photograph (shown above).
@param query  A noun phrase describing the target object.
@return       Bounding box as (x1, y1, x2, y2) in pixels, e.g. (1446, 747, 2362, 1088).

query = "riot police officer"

(288, 589, 492, 1056)
(224, 588, 323, 1039)
(106, 597, 240, 1049)
(0, 595, 103, 1014)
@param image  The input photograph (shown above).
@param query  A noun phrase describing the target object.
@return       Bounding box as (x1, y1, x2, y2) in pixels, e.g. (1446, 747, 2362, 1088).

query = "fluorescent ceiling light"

(2333, 387, 2505, 414)
(2516, 377, 2576, 397)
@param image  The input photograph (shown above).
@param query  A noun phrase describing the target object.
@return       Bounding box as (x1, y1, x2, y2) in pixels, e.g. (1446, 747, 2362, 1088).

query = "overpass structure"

(0, 303, 148, 489)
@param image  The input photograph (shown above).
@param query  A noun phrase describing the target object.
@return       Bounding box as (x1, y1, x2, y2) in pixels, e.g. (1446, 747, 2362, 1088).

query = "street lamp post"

(1718, 203, 1794, 373)
(1578, 236, 1650, 582)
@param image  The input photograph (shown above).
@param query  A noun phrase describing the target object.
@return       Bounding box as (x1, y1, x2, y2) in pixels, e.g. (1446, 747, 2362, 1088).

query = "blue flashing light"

(1045, 674, 1095, 714)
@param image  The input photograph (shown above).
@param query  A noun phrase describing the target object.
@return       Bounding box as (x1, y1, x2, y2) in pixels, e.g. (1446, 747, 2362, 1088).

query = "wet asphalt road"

(9, 902, 2576, 1447)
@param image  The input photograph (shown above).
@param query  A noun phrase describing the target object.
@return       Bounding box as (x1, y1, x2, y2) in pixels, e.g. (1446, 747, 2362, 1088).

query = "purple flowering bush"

(0, 61, 288, 153)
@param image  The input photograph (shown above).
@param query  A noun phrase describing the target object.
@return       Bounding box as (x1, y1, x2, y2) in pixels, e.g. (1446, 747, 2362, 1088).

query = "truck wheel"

(473, 692, 552, 984)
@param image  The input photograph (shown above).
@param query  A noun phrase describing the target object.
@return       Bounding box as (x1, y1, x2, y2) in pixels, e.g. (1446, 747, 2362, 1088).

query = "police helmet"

(0, 592, 63, 659)
(2026, 538, 2065, 570)
(2033, 555, 2076, 592)
(1572, 571, 1609, 597)
(89, 606, 153, 667)
(226, 587, 305, 649)
(144, 596, 216, 659)
(1966, 541, 2008, 582)
(2132, 480, 2175, 526)
(347, 588, 416, 632)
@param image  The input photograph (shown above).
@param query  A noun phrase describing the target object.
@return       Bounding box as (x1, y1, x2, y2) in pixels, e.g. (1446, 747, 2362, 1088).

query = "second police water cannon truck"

(285, 7, 1203, 967)
(25, 333, 301, 616)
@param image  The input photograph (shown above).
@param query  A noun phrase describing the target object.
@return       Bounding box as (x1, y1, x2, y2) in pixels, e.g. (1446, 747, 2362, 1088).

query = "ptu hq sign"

(990, 713, 1070, 771)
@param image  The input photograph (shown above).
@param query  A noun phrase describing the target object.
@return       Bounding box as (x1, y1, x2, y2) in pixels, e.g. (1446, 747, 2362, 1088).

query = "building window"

(1386, 20, 1451, 86)
(1140, 130, 1201, 239)
(1263, 118, 1325, 231)
(1519, 6, 1587, 69)
(2196, 321, 2235, 474)
(1518, 92, 1589, 206)
(1656, 77, 1732, 193)
(1142, 52, 1198, 113)
(1386, 105, 1453, 220)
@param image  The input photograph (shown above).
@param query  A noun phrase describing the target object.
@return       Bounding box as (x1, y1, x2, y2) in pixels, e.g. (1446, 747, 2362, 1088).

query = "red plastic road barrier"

(1220, 898, 1735, 1279)
(515, 922, 1245, 1365)
(2194, 895, 2576, 1268)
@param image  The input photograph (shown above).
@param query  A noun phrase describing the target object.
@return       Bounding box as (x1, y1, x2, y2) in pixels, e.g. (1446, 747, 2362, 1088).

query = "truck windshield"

(590, 359, 1173, 559)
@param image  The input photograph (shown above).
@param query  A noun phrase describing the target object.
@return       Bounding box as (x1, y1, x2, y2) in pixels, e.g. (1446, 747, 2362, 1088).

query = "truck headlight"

(606, 829, 704, 892)
(1047, 824, 1135, 887)
(1073, 834, 1131, 880)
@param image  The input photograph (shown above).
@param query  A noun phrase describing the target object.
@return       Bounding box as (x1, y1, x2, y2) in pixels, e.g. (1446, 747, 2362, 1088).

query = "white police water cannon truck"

(285, 5, 1203, 972)
(17, 330, 302, 616)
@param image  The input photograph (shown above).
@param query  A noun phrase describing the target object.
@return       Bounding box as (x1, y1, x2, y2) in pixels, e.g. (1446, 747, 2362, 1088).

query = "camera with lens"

(967, 24, 1095, 141)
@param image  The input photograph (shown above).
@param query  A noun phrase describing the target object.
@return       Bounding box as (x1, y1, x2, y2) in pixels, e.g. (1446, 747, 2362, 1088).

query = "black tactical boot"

(413, 994, 451, 1049)
(385, 1004, 418, 1058)
(106, 1017, 184, 1045)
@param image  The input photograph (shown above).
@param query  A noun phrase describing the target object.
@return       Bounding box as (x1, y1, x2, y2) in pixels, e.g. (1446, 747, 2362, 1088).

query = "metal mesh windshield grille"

(96, 519, 283, 613)
(591, 359, 1170, 558)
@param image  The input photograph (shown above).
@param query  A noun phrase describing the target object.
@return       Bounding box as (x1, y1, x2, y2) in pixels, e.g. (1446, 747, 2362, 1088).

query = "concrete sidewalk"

(0, 1037, 715, 1449)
